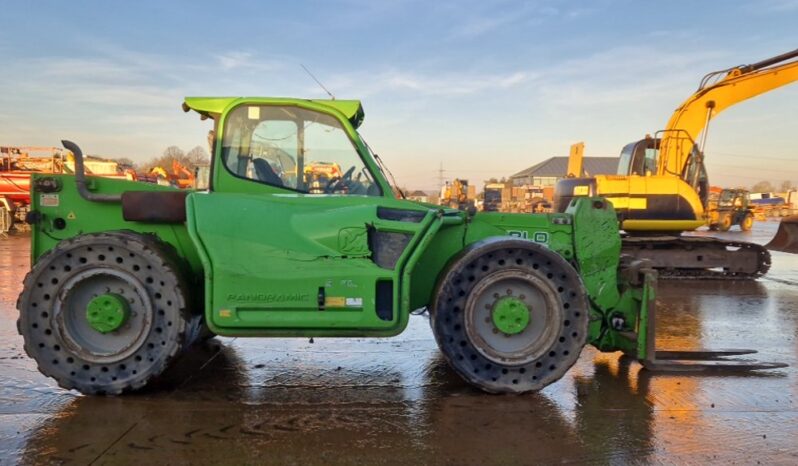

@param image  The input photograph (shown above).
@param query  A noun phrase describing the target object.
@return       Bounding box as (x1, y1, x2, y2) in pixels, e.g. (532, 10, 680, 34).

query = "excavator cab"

(617, 138, 658, 176)
(615, 136, 711, 215)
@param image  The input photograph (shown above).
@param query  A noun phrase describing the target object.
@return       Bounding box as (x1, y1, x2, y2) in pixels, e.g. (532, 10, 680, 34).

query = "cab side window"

(222, 105, 380, 195)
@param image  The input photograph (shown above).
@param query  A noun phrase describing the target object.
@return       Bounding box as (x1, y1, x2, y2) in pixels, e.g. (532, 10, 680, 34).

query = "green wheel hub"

(492, 296, 531, 335)
(86, 293, 130, 334)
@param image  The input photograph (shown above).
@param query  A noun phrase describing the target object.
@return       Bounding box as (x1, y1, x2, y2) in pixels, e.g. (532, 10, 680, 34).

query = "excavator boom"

(659, 48, 798, 176)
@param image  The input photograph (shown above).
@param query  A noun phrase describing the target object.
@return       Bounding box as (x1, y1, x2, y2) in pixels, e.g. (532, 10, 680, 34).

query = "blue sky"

(1, 0, 797, 190)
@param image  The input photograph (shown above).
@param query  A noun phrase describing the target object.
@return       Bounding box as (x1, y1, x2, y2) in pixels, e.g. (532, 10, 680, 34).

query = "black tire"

(17, 231, 195, 395)
(430, 238, 589, 394)
(718, 214, 732, 232)
(741, 214, 754, 232)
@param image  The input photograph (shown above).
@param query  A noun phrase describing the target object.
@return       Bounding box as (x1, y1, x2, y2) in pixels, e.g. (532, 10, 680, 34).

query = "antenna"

(300, 64, 335, 100)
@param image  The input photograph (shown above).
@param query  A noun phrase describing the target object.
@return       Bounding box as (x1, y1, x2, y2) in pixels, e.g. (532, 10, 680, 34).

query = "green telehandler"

(16, 97, 784, 395)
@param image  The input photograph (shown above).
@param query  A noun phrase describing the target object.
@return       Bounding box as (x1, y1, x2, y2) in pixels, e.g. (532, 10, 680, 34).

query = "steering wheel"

(325, 165, 355, 193)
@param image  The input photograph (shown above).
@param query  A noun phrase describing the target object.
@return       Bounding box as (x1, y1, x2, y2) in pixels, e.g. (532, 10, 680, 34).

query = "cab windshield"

(618, 140, 658, 176)
(221, 105, 380, 196)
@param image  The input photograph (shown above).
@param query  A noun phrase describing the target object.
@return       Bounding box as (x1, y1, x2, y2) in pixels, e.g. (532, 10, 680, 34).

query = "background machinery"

(16, 97, 782, 396)
(481, 181, 553, 213)
(748, 192, 791, 218)
(0, 146, 129, 233)
(707, 188, 754, 232)
(555, 48, 798, 278)
(137, 160, 197, 188)
(171, 159, 196, 189)
(440, 178, 475, 210)
(0, 146, 64, 232)
(482, 182, 504, 212)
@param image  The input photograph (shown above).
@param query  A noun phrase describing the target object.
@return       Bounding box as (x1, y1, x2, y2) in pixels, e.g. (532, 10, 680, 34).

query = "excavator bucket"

(765, 215, 798, 253)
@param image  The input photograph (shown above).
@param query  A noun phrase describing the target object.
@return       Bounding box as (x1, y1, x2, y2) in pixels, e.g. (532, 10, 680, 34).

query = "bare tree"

(141, 147, 180, 171)
(186, 146, 210, 167)
(138, 145, 212, 176)
(751, 180, 774, 193)
(780, 180, 793, 192)
(163, 146, 185, 159)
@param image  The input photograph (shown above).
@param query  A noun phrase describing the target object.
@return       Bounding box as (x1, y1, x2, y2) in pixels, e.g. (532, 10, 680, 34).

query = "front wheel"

(719, 214, 732, 232)
(17, 232, 195, 395)
(431, 239, 589, 394)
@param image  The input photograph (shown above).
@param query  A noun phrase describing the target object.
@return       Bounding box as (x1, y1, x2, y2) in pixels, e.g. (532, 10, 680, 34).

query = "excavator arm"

(659, 48, 798, 176)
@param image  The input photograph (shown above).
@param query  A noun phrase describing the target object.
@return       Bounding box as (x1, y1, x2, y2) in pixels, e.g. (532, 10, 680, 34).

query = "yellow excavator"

(555, 48, 798, 278)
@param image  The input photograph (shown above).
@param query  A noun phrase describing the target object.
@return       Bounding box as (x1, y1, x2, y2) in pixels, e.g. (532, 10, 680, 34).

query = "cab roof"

(182, 97, 365, 129)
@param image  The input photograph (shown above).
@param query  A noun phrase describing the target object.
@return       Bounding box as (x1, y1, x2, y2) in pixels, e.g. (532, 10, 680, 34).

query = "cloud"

(0, 45, 297, 113)
(0, 42, 313, 158)
(327, 69, 533, 98)
(532, 45, 731, 109)
(564, 7, 595, 19)
(214, 51, 282, 72)
(450, 11, 522, 39)
(445, 0, 595, 39)
(217, 51, 254, 70)
(1, 56, 178, 109)
(756, 0, 798, 11)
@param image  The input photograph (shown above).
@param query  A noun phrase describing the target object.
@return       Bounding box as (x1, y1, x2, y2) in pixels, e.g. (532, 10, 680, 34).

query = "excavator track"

(621, 235, 771, 280)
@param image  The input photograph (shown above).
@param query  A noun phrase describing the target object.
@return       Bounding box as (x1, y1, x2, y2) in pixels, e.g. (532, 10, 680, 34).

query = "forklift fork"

(634, 262, 788, 372)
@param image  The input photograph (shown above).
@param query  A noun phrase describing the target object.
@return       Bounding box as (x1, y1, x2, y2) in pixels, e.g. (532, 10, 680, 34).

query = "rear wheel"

(17, 231, 195, 395)
(431, 239, 589, 394)
(741, 213, 754, 232)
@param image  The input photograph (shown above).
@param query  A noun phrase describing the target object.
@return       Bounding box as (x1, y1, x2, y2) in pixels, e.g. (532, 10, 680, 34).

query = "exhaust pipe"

(61, 140, 122, 203)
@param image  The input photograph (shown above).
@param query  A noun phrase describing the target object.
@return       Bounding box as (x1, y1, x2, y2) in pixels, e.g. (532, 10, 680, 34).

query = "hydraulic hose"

(61, 140, 122, 203)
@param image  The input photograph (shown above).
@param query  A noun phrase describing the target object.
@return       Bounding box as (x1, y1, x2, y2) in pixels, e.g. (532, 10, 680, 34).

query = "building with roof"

(407, 190, 432, 203)
(509, 156, 618, 186)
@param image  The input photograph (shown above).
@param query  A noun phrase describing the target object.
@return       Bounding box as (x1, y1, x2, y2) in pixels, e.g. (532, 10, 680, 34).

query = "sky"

(1, 0, 797, 191)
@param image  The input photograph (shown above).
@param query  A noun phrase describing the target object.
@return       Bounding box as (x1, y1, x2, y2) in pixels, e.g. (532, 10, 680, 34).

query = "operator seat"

(252, 158, 283, 186)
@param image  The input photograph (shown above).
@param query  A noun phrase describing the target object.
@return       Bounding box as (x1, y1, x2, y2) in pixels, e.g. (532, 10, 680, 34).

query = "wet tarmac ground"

(1, 223, 797, 465)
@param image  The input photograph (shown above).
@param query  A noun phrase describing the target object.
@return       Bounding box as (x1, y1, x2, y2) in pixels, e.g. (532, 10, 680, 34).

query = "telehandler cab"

(17, 97, 784, 395)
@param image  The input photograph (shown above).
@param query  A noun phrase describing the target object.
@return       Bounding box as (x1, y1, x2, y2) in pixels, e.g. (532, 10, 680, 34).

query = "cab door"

(187, 102, 429, 336)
